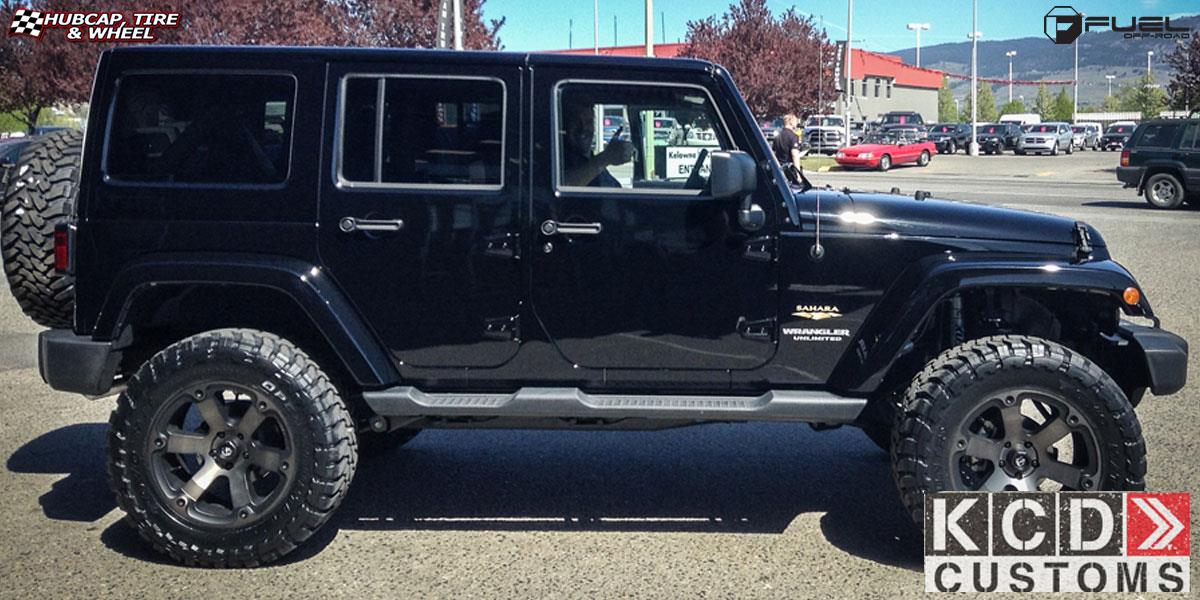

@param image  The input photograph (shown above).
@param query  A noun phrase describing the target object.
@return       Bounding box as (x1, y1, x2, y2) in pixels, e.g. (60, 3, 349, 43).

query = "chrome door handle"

(339, 217, 404, 233)
(540, 220, 602, 236)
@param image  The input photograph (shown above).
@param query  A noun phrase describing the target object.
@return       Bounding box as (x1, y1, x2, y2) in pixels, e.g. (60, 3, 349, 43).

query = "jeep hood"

(793, 189, 1105, 247)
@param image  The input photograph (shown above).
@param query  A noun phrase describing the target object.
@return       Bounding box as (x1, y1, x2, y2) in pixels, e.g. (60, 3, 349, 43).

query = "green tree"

(976, 82, 998, 122)
(937, 77, 958, 122)
(960, 82, 997, 123)
(1033, 84, 1054, 119)
(1051, 88, 1074, 121)
(998, 99, 1025, 116)
(1116, 74, 1167, 118)
(1101, 94, 1122, 112)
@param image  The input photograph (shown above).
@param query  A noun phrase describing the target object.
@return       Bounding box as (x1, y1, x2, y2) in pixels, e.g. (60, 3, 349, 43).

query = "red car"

(835, 128, 936, 171)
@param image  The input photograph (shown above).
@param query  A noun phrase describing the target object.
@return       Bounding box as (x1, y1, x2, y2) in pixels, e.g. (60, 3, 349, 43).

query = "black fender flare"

(828, 256, 1151, 395)
(92, 253, 398, 387)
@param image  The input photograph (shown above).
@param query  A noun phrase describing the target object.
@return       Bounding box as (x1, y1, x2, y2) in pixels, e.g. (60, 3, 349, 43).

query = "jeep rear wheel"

(892, 335, 1145, 525)
(108, 329, 357, 567)
(1, 130, 82, 328)
(1145, 173, 1185, 209)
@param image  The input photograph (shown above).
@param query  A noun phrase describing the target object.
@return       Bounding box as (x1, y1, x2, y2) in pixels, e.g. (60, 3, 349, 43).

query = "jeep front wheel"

(1, 129, 82, 328)
(108, 329, 357, 567)
(892, 335, 1145, 524)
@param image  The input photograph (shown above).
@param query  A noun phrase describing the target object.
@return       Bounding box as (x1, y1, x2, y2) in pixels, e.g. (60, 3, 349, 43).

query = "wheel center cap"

(212, 439, 242, 468)
(1002, 447, 1038, 478)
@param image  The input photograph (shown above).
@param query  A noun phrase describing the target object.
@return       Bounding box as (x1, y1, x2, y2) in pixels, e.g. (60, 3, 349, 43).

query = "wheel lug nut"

(957, 440, 966, 449)
(243, 452, 250, 459)
(1033, 460, 1040, 467)
(1024, 441, 1032, 448)
(281, 462, 289, 471)
(217, 432, 225, 438)
(1004, 441, 1011, 448)
(239, 510, 249, 519)
(999, 460, 1006, 467)
(176, 498, 186, 507)
(154, 439, 164, 448)
(258, 402, 268, 411)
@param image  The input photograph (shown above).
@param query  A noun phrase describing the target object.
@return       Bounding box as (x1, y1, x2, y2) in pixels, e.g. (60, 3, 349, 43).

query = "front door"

(318, 62, 523, 368)
(529, 73, 778, 372)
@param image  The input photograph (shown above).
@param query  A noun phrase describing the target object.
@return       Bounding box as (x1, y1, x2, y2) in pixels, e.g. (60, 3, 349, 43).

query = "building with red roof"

(550, 43, 944, 123)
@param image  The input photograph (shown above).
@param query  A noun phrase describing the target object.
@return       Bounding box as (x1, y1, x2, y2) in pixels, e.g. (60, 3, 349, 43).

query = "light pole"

(644, 0, 653, 57)
(907, 23, 930, 67)
(969, 0, 979, 155)
(1147, 51, 1154, 77)
(1072, 16, 1082, 124)
(845, 0, 853, 144)
(1105, 74, 1115, 97)
(1005, 51, 1016, 103)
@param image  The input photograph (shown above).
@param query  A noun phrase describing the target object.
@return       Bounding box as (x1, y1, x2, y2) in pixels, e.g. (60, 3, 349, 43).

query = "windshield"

(981, 125, 1002, 134)
(1106, 125, 1130, 134)
(1072, 126, 1086, 132)
(930, 125, 956, 133)
(806, 116, 844, 127)
(1028, 125, 1057, 133)
(883, 113, 919, 124)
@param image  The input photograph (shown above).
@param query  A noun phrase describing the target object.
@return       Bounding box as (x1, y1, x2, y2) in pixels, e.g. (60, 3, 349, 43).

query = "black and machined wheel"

(1145, 173, 1186, 210)
(917, 150, 931, 167)
(878, 154, 891, 172)
(892, 335, 1145, 524)
(1, 129, 83, 328)
(108, 329, 358, 567)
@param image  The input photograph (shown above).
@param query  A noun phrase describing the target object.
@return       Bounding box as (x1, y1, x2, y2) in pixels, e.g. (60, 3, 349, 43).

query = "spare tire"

(1, 130, 82, 328)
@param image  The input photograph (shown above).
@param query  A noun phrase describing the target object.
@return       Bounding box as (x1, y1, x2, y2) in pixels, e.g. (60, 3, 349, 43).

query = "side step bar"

(362, 387, 867, 424)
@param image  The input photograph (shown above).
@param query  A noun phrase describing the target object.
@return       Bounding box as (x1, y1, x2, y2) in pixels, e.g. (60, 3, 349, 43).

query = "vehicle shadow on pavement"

(12, 422, 922, 570)
(6, 422, 115, 522)
(335, 423, 922, 570)
(1083, 201, 1198, 211)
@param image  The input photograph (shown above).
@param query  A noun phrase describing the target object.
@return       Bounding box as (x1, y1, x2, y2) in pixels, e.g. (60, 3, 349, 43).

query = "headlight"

(836, 152, 845, 158)
(858, 152, 873, 159)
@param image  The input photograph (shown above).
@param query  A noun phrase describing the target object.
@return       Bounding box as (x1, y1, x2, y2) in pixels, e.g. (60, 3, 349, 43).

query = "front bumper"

(1116, 166, 1144, 189)
(38, 329, 125, 396)
(1120, 323, 1189, 396)
(834, 155, 879, 168)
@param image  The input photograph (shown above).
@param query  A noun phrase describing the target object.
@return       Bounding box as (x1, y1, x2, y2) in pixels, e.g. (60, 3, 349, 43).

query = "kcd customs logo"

(1044, 5, 1190, 45)
(925, 492, 1189, 593)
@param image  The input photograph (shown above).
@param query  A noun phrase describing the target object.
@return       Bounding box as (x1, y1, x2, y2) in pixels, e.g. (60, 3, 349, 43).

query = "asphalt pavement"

(1, 150, 1198, 598)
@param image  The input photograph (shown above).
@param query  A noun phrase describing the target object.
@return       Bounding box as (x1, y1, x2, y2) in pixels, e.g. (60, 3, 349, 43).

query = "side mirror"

(709, 151, 756, 199)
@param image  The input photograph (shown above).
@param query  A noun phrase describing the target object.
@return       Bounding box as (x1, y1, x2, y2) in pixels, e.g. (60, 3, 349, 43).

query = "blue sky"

(485, 0, 1198, 53)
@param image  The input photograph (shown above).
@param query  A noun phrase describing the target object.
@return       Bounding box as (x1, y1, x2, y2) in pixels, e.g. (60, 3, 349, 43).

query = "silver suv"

(1017, 122, 1074, 155)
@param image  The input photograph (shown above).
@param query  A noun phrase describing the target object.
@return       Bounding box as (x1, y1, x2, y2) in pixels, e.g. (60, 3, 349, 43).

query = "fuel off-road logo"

(1044, 6, 1191, 45)
(8, 7, 179, 41)
(925, 492, 1189, 593)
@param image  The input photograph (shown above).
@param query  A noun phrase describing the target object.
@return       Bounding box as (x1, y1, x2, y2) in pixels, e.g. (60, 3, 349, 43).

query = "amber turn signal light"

(1123, 287, 1140, 306)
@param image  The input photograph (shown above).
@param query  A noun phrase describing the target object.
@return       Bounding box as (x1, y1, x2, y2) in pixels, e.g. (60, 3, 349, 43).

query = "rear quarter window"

(105, 73, 296, 185)
(1134, 124, 1180, 148)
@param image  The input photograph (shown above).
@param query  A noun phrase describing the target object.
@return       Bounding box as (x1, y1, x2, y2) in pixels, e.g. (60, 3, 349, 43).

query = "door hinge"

(483, 232, 520, 260)
(483, 315, 520, 340)
(737, 316, 776, 342)
(742, 236, 775, 262)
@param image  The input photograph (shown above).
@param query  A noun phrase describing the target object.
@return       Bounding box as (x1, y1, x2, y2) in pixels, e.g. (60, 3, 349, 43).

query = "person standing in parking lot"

(772, 113, 803, 168)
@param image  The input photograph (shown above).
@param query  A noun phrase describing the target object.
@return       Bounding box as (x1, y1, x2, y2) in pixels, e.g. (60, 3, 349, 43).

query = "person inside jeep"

(561, 100, 634, 187)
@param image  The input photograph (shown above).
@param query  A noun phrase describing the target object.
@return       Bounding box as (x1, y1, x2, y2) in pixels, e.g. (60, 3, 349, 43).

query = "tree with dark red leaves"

(1166, 37, 1200, 112)
(678, 0, 836, 119)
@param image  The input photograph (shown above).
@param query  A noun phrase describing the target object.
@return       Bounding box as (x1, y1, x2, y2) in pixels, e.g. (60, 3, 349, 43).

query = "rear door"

(318, 61, 523, 368)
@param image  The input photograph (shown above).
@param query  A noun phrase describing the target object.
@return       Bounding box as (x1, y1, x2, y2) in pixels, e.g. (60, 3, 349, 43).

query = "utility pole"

(645, 0, 653, 57)
(906, 23, 930, 67)
(1147, 51, 1154, 77)
(1005, 51, 1016, 103)
(969, 0, 979, 156)
(1072, 20, 1080, 123)
(661, 11, 665, 43)
(452, 0, 463, 50)
(845, 0, 853, 144)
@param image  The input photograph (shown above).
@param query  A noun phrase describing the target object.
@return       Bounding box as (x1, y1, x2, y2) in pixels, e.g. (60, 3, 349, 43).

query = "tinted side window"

(107, 74, 294, 184)
(339, 76, 504, 187)
(1178, 123, 1199, 150)
(1136, 124, 1179, 148)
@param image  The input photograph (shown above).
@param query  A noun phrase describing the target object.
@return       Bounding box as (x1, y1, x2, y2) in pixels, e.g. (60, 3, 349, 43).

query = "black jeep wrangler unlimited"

(9, 46, 1187, 567)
